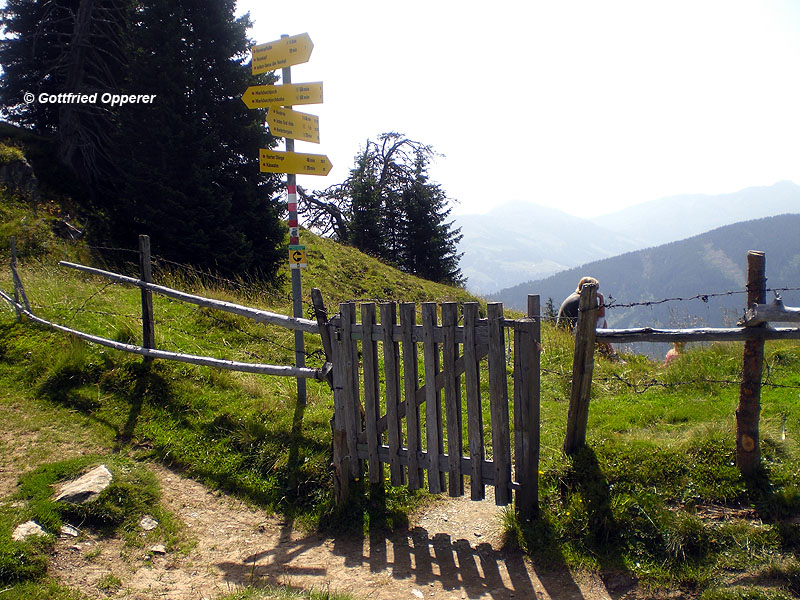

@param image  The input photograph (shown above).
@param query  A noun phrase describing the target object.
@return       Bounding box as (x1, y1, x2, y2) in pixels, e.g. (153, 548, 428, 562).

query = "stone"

(12, 520, 46, 541)
(60, 524, 80, 538)
(149, 544, 167, 555)
(54, 465, 113, 504)
(139, 516, 158, 531)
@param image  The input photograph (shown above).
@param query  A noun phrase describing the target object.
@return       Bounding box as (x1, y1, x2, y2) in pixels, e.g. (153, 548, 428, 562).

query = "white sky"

(237, 0, 800, 218)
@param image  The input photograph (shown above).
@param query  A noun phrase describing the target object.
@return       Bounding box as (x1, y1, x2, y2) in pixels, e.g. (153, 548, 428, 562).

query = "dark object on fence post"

(514, 295, 541, 521)
(563, 283, 598, 455)
(310, 288, 334, 388)
(737, 250, 766, 476)
(488, 302, 512, 505)
(138, 235, 155, 363)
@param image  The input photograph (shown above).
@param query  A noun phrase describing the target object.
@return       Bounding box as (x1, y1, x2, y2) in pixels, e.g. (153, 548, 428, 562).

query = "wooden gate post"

(737, 250, 766, 476)
(514, 295, 541, 521)
(563, 283, 598, 455)
(139, 235, 156, 363)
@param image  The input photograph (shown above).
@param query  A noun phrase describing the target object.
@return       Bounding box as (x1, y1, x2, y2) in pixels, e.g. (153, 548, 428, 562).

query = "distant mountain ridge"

(489, 214, 800, 330)
(456, 181, 800, 294)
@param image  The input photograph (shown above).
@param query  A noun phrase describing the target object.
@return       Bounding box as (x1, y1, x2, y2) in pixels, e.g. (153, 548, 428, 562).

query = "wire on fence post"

(139, 235, 156, 364)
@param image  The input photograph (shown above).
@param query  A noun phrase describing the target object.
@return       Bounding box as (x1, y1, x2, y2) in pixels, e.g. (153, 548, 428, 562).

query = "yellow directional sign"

(252, 33, 314, 75)
(266, 106, 320, 144)
(260, 149, 332, 176)
(289, 245, 307, 269)
(241, 83, 323, 109)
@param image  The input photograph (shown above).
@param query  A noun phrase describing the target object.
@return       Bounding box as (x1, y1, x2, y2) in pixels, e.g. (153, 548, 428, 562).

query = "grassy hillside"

(1, 146, 799, 599)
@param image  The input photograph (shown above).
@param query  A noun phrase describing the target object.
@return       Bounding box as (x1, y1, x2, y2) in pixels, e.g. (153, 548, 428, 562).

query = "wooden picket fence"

(320, 297, 542, 520)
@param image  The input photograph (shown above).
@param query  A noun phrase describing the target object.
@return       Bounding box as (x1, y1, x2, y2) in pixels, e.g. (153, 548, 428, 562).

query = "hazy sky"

(237, 0, 800, 218)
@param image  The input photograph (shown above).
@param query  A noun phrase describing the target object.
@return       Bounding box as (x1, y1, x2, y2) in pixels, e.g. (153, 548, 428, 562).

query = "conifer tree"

(100, 0, 284, 278)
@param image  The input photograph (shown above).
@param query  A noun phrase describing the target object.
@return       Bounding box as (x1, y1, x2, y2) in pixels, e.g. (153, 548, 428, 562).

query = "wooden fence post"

(10, 236, 31, 316)
(329, 313, 350, 506)
(380, 302, 404, 486)
(442, 302, 464, 497)
(463, 302, 485, 500)
(422, 302, 445, 494)
(139, 235, 155, 363)
(340, 302, 363, 479)
(401, 303, 424, 490)
(488, 302, 512, 505)
(361, 303, 383, 487)
(737, 250, 766, 476)
(563, 283, 598, 455)
(514, 295, 541, 521)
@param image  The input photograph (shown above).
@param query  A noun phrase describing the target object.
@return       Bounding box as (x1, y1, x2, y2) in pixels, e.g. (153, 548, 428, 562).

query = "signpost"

(266, 107, 320, 144)
(244, 32, 331, 409)
(251, 33, 313, 75)
(259, 149, 332, 176)
(241, 83, 322, 109)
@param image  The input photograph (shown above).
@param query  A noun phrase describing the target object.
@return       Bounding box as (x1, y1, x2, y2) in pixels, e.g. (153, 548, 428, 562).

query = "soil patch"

(47, 464, 634, 599)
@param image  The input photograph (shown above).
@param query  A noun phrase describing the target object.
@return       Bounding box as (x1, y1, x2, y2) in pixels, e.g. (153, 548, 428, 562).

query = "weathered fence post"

(488, 302, 512, 505)
(340, 302, 363, 480)
(401, 302, 424, 490)
(361, 303, 383, 487)
(737, 250, 766, 476)
(380, 302, 404, 486)
(10, 236, 30, 317)
(138, 235, 155, 363)
(442, 302, 464, 497)
(514, 295, 541, 521)
(463, 302, 485, 501)
(422, 302, 445, 493)
(563, 282, 598, 455)
(310, 288, 334, 388)
(329, 312, 351, 506)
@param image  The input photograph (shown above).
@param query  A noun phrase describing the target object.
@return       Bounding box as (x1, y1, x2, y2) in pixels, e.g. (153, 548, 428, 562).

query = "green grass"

(2, 181, 800, 599)
(216, 585, 357, 600)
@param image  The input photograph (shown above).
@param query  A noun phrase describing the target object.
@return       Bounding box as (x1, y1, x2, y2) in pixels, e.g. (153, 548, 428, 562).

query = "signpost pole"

(282, 39, 306, 407)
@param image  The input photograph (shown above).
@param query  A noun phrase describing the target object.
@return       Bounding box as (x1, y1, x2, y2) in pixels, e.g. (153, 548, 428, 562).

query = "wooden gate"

(325, 297, 542, 520)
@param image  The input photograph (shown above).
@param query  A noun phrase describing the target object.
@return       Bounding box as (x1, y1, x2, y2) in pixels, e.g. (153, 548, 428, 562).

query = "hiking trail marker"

(245, 32, 333, 407)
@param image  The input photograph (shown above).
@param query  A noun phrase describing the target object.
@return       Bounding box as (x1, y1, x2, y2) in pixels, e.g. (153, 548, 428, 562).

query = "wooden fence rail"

(563, 250, 800, 479)
(329, 298, 542, 520)
(2, 236, 328, 380)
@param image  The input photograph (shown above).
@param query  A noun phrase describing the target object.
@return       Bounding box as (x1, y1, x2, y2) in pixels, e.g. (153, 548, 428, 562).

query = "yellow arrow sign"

(241, 83, 323, 109)
(260, 149, 332, 176)
(252, 33, 314, 75)
(289, 245, 307, 268)
(266, 107, 320, 144)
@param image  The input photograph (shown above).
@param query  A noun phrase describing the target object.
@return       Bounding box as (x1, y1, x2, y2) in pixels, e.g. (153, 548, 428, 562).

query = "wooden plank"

(563, 284, 598, 455)
(593, 326, 800, 343)
(513, 295, 541, 521)
(310, 288, 334, 388)
(353, 444, 514, 489)
(487, 302, 511, 506)
(422, 302, 445, 494)
(401, 303, 423, 490)
(442, 302, 464, 497)
(348, 323, 492, 345)
(737, 251, 766, 476)
(340, 303, 362, 478)
(361, 303, 382, 485)
(139, 235, 156, 367)
(463, 302, 485, 500)
(740, 298, 800, 326)
(381, 302, 404, 486)
(0, 291, 326, 377)
(59, 261, 320, 333)
(374, 343, 489, 433)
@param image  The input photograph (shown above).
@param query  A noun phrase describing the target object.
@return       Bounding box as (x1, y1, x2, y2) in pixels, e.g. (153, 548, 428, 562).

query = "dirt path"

(48, 464, 635, 600)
